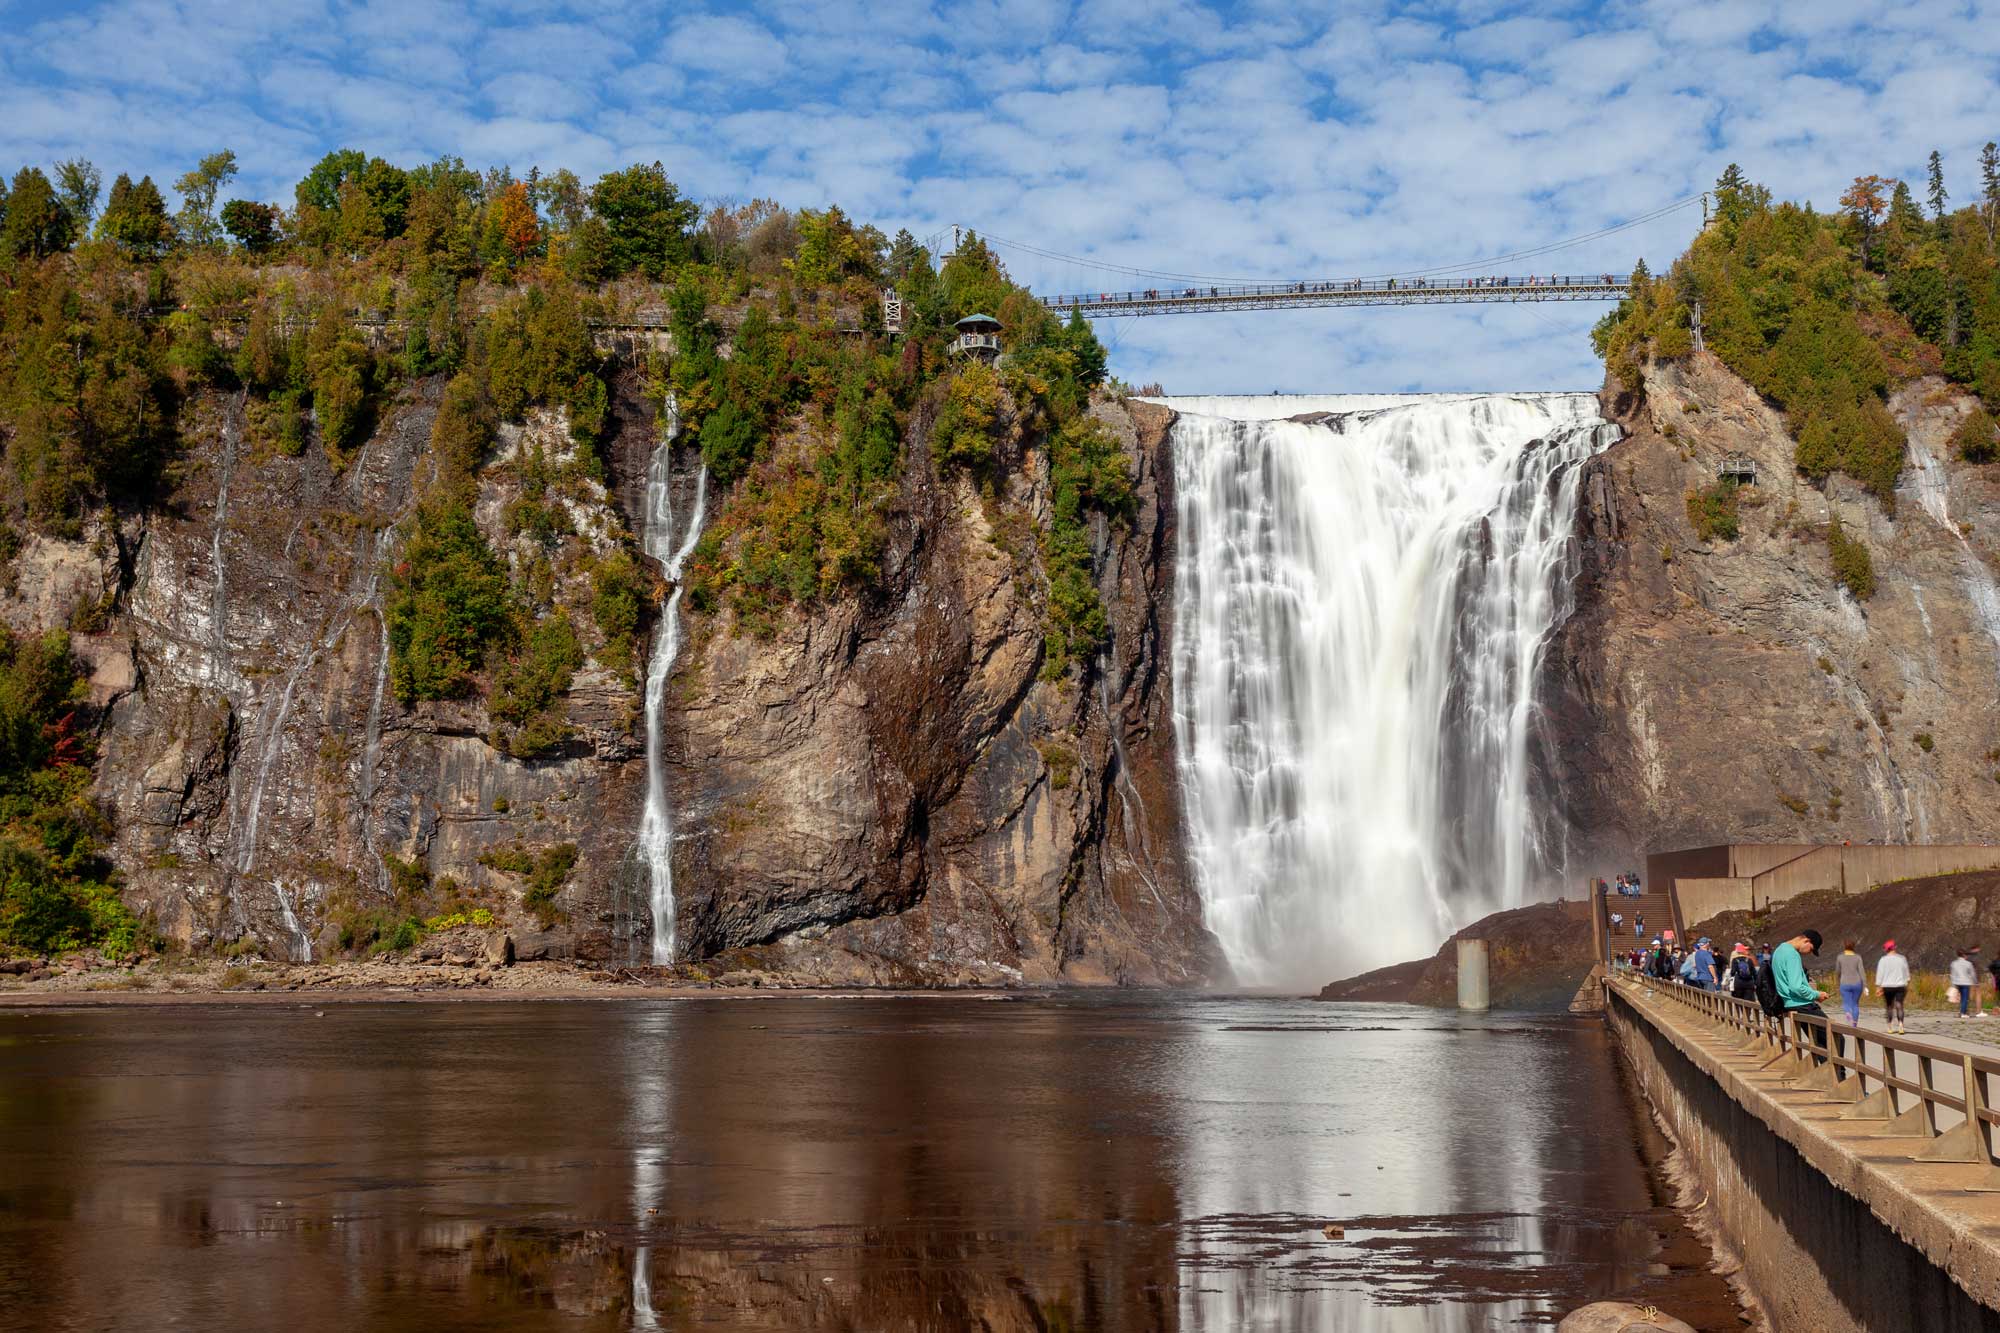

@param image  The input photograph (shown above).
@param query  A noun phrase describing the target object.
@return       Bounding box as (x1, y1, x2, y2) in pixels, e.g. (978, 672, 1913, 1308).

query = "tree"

(1927, 149, 1949, 222)
(360, 158, 410, 238)
(885, 228, 925, 284)
(220, 198, 279, 251)
(542, 168, 586, 233)
(53, 160, 101, 231)
(587, 162, 697, 278)
(1063, 306, 1107, 387)
(1983, 142, 2000, 249)
(173, 150, 237, 247)
(1, 168, 76, 260)
(296, 148, 367, 212)
(96, 174, 172, 254)
(489, 180, 540, 260)
(1840, 174, 1891, 253)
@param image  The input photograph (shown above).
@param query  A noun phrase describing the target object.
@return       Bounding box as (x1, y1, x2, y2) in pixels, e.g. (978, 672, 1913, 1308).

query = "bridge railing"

(1616, 971, 2000, 1176)
(1042, 273, 1634, 309)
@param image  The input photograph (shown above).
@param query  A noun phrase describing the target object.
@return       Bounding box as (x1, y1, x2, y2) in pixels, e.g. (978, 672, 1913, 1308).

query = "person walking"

(1835, 941, 1866, 1027)
(1987, 951, 2000, 1015)
(1728, 943, 1757, 1000)
(1690, 937, 1718, 991)
(1876, 940, 1910, 1034)
(1951, 949, 1979, 1018)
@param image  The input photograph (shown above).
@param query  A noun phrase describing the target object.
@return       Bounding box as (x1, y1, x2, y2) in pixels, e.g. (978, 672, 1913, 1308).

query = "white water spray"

(1164, 393, 1613, 987)
(638, 402, 707, 966)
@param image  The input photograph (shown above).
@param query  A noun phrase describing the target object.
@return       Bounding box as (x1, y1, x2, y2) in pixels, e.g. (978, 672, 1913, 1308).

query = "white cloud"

(4, 0, 1999, 389)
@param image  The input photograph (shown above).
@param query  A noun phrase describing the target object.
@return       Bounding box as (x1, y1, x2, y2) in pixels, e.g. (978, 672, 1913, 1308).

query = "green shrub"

(479, 841, 576, 925)
(0, 627, 139, 958)
(1685, 480, 1740, 542)
(1828, 514, 1876, 600)
(431, 372, 495, 484)
(386, 501, 513, 701)
(490, 612, 581, 759)
(932, 362, 1004, 470)
(1039, 416, 1132, 678)
(1955, 406, 1998, 463)
(1915, 732, 1935, 752)
(590, 551, 644, 677)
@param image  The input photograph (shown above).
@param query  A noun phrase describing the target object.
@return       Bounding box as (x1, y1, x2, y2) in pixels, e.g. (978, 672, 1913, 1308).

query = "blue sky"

(4, 0, 1999, 392)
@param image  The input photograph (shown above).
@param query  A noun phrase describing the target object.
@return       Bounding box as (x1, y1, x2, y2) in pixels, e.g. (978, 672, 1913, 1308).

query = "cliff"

(1545, 350, 2000, 867)
(4, 372, 1216, 983)
(652, 398, 1216, 985)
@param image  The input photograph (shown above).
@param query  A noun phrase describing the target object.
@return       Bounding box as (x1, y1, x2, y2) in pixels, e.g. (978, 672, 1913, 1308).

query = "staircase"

(1600, 887, 1681, 958)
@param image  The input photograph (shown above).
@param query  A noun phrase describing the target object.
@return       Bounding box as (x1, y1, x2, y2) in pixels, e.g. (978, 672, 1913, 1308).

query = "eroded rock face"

(1545, 351, 2000, 866)
(83, 386, 647, 960)
(659, 400, 1218, 984)
(39, 373, 1215, 984)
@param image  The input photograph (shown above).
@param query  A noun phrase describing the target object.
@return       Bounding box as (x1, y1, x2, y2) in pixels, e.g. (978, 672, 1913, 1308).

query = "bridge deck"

(1043, 274, 1633, 318)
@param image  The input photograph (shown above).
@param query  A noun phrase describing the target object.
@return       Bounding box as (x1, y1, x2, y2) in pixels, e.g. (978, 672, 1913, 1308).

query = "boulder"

(1557, 1302, 1696, 1333)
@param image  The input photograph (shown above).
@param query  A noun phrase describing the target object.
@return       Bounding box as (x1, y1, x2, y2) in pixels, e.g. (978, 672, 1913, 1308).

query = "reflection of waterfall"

(1164, 393, 1613, 986)
(638, 400, 707, 966)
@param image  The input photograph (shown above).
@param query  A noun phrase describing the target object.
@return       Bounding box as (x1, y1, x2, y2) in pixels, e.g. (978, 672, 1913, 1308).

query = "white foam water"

(1164, 392, 1615, 987)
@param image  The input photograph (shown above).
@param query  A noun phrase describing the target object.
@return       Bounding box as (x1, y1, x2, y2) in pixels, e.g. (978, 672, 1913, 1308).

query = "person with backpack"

(1728, 944, 1757, 1000)
(1759, 929, 1828, 1053)
(1687, 937, 1718, 990)
(1876, 940, 1910, 1034)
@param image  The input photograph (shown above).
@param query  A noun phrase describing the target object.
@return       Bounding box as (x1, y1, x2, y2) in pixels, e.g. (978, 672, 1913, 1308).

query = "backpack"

(1679, 952, 1699, 981)
(1754, 958, 1785, 1017)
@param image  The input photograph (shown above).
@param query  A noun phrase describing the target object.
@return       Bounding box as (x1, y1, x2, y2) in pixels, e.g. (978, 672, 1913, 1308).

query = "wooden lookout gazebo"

(950, 313, 1002, 364)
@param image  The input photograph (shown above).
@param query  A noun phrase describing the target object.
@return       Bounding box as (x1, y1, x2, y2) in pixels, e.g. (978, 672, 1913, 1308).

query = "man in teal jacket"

(1774, 929, 1828, 1052)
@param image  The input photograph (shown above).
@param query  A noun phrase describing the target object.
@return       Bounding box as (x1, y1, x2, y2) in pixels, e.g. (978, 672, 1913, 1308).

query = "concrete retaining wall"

(1751, 844, 2000, 909)
(1605, 985, 2000, 1331)
(1675, 876, 1752, 925)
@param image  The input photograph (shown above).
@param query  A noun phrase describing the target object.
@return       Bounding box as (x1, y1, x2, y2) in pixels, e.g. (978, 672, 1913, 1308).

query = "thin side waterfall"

(638, 402, 707, 966)
(1165, 393, 1615, 988)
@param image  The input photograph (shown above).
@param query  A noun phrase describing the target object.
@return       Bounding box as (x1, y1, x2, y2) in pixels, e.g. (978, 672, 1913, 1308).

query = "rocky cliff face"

(7, 373, 1216, 983)
(1545, 350, 2000, 868)
(651, 399, 1217, 985)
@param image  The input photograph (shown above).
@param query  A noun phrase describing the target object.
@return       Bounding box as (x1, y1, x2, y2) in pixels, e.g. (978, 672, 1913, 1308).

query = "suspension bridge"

(938, 192, 1701, 321)
(1035, 273, 1633, 319)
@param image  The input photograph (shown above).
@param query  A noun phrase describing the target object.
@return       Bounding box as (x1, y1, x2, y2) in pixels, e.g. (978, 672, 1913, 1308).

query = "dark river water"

(0, 994, 1740, 1331)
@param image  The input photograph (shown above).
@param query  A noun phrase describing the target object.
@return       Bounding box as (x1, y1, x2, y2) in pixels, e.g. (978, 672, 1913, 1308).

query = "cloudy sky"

(5, 0, 1999, 392)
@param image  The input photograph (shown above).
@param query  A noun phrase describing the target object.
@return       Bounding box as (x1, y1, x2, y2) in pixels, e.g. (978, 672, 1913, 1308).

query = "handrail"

(1044, 273, 1633, 307)
(1611, 970, 2000, 1169)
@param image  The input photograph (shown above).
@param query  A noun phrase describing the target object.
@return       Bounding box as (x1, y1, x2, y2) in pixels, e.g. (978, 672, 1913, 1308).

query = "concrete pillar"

(1457, 938, 1490, 1011)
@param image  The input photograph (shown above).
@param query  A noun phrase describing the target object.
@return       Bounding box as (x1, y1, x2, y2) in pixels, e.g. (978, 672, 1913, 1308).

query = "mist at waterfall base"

(1165, 393, 1616, 989)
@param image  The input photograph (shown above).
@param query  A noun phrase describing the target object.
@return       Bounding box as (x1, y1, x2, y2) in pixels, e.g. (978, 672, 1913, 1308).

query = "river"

(0, 995, 1738, 1331)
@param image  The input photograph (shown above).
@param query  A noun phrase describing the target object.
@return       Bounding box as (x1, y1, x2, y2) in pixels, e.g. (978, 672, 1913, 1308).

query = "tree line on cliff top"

(0, 147, 1114, 958)
(1595, 151, 2000, 511)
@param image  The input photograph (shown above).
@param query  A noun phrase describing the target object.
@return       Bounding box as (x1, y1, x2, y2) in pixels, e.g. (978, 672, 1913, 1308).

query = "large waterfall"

(1164, 392, 1615, 988)
(638, 405, 707, 966)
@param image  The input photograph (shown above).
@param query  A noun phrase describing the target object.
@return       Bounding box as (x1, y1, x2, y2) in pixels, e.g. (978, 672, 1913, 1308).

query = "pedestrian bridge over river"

(1039, 273, 1635, 319)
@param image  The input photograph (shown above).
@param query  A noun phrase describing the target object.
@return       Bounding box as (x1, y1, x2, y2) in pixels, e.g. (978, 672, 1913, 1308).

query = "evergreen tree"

(885, 228, 924, 283)
(97, 174, 172, 254)
(54, 160, 101, 231)
(1, 167, 76, 260)
(1927, 149, 1948, 221)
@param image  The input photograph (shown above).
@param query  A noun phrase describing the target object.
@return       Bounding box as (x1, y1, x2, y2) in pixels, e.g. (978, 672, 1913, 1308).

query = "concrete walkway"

(1611, 977, 2000, 1312)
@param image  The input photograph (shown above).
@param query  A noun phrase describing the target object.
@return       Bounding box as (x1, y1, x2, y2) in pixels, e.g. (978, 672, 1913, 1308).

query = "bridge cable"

(963, 192, 1703, 290)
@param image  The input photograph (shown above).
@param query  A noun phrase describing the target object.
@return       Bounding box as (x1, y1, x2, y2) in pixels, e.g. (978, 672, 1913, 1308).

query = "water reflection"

(0, 996, 1735, 1330)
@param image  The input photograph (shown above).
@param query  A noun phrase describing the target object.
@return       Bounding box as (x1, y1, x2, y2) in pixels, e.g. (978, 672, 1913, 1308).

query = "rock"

(484, 931, 515, 966)
(1548, 356, 2000, 860)
(0, 959, 32, 976)
(1320, 1224, 1345, 1239)
(27, 969, 53, 983)
(1556, 1301, 1697, 1333)
(511, 928, 572, 963)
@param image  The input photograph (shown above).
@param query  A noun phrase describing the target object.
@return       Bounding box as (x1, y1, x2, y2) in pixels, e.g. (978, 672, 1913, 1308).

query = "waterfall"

(1164, 392, 1614, 987)
(638, 401, 707, 966)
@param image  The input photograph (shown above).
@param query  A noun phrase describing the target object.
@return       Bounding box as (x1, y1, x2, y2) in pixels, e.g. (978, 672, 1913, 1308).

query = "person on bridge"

(1770, 929, 1829, 1053)
(1835, 941, 1866, 1026)
(1728, 944, 1758, 1000)
(1950, 949, 1979, 1018)
(1876, 940, 1910, 1034)
(1689, 937, 1718, 991)
(1986, 952, 2000, 1015)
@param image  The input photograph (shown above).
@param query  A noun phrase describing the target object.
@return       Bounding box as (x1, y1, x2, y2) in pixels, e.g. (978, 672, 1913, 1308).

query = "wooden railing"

(1615, 970, 2000, 1182)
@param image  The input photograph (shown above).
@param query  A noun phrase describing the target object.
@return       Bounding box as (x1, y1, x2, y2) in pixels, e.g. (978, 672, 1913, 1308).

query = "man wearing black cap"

(1774, 929, 1829, 1055)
